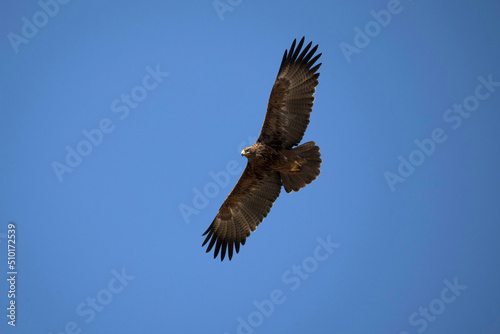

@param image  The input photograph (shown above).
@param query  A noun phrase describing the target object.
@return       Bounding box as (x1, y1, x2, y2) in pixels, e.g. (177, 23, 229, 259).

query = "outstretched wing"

(202, 165, 282, 261)
(258, 37, 322, 150)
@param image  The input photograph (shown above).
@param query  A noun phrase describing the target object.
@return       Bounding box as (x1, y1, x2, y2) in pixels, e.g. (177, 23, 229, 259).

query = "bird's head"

(241, 146, 255, 159)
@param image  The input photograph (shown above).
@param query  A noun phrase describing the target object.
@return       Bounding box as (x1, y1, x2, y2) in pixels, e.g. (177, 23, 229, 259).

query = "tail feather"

(281, 141, 321, 193)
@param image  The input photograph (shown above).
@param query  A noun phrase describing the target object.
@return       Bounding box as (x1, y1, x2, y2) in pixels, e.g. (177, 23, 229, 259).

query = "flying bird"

(202, 37, 322, 261)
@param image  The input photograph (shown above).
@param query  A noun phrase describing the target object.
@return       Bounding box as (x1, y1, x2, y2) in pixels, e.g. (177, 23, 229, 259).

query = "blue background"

(1, 0, 500, 333)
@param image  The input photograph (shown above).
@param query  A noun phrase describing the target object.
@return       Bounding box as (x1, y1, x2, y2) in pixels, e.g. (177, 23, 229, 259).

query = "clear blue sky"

(1, 1, 500, 333)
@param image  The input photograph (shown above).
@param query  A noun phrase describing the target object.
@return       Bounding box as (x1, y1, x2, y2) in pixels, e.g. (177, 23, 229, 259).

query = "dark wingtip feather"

(291, 37, 305, 62)
(205, 234, 217, 252)
(228, 242, 234, 260)
(202, 222, 212, 236)
(308, 53, 322, 70)
(278, 37, 320, 75)
(288, 38, 297, 59)
(310, 63, 322, 74)
(221, 241, 228, 261)
(213, 239, 222, 259)
(302, 44, 319, 64)
(202, 220, 238, 261)
(298, 36, 305, 48)
(297, 41, 313, 63)
(201, 229, 213, 247)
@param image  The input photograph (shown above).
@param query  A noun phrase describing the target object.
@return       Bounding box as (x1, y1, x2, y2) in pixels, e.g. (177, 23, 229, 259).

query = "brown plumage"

(202, 37, 322, 261)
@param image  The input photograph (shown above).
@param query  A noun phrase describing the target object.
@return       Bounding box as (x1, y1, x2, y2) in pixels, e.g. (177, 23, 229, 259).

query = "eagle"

(202, 37, 322, 261)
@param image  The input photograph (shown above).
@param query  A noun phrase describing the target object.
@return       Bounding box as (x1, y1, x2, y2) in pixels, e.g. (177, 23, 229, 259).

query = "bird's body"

(202, 37, 323, 261)
(242, 141, 319, 179)
(242, 142, 299, 173)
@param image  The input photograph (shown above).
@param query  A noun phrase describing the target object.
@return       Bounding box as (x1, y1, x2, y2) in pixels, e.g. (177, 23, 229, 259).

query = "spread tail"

(281, 141, 322, 193)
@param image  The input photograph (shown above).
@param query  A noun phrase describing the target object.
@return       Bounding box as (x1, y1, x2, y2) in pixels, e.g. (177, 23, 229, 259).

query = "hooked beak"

(241, 149, 249, 157)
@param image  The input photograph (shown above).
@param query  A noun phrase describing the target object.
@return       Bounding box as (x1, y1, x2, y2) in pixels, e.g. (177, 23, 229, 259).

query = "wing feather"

(202, 165, 282, 261)
(258, 37, 321, 150)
